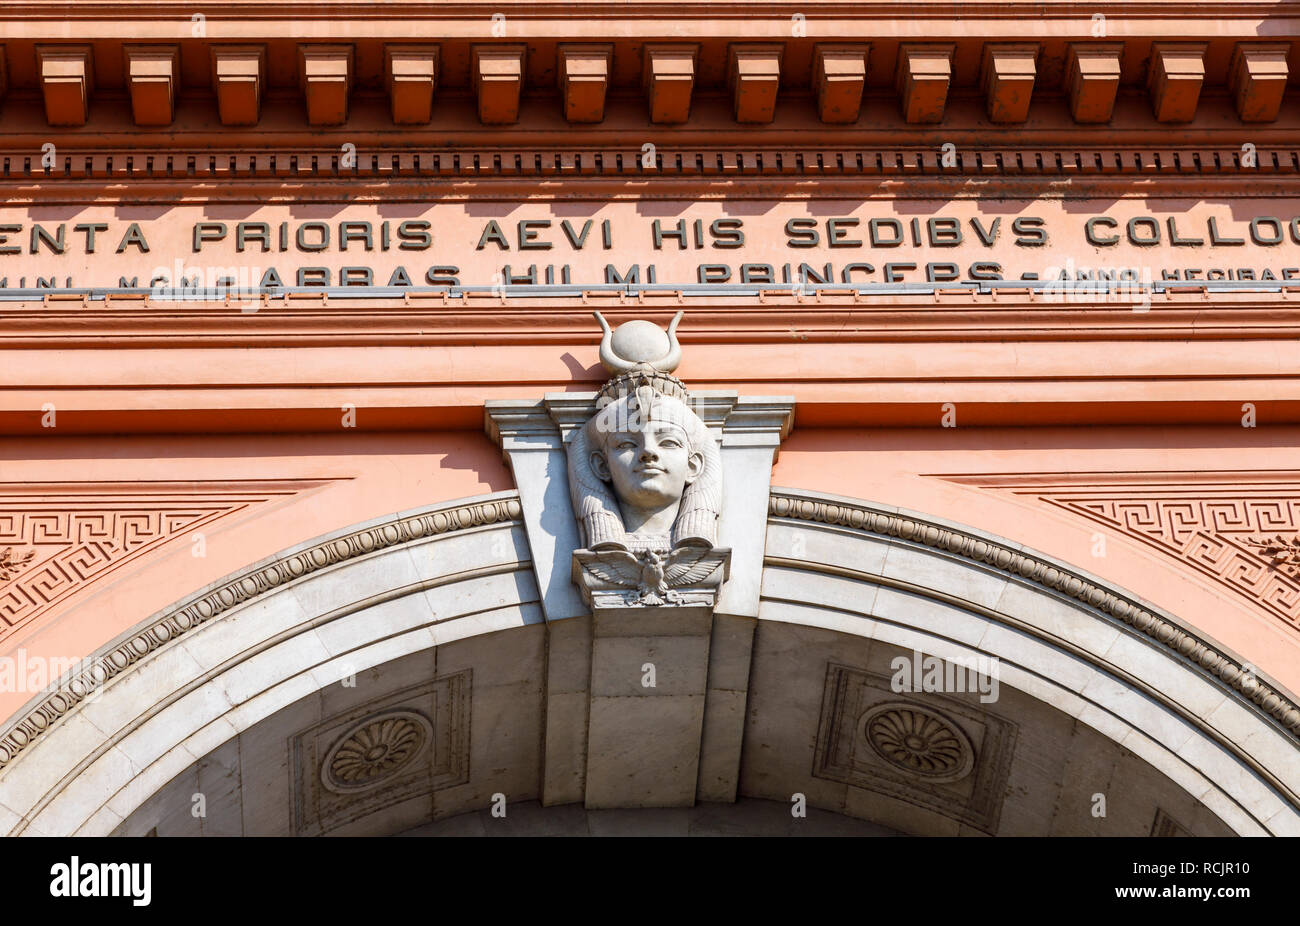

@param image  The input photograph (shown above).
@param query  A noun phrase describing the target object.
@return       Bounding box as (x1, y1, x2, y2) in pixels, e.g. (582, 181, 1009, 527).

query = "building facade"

(0, 1, 1298, 836)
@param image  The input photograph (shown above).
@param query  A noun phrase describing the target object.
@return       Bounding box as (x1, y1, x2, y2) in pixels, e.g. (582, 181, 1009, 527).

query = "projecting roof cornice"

(0, 9, 1298, 130)
(4, 1, 1300, 22)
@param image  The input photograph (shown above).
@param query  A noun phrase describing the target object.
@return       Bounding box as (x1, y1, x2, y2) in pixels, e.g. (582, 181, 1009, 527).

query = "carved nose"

(640, 447, 658, 461)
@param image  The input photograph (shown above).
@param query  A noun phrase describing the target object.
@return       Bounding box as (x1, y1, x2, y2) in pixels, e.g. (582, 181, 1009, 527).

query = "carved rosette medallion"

(320, 710, 433, 794)
(859, 703, 976, 783)
(568, 312, 730, 611)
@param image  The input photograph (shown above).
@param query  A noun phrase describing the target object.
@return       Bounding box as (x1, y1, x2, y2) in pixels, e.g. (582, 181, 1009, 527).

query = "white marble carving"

(567, 312, 729, 611)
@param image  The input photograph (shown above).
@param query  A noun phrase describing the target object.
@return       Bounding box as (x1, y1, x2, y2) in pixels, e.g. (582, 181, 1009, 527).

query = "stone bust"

(567, 312, 721, 553)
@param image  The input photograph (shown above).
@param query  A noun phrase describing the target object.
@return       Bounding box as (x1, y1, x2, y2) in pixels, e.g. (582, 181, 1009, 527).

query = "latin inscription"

(2, 204, 1298, 290)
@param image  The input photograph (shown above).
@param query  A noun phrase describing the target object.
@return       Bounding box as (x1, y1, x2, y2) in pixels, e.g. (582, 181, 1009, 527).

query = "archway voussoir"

(1175, 736, 1287, 834)
(881, 542, 1008, 611)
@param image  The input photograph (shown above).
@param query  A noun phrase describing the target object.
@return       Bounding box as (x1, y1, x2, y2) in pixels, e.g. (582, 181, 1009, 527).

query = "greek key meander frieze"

(768, 492, 1300, 743)
(814, 664, 1017, 833)
(292, 672, 471, 836)
(1041, 495, 1300, 629)
(938, 475, 1300, 631)
(0, 496, 522, 772)
(0, 481, 333, 640)
(1, 509, 227, 634)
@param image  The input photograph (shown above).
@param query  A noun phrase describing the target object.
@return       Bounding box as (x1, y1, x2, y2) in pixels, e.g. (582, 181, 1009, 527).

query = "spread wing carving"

(577, 551, 643, 587)
(663, 547, 722, 586)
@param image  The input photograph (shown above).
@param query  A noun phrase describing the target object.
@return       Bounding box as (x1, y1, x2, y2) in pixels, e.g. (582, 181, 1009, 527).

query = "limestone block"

(585, 695, 707, 808)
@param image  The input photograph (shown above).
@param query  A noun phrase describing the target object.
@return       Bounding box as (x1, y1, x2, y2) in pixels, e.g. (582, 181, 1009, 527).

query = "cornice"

(0, 27, 1295, 145)
(3, 2, 1300, 23)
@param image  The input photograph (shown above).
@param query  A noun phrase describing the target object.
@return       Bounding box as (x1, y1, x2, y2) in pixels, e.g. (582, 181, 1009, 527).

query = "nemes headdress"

(568, 312, 722, 551)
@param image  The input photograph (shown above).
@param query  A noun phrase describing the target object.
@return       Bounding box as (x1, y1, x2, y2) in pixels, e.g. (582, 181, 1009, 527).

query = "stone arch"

(757, 489, 1300, 835)
(0, 488, 1296, 836)
(0, 492, 533, 836)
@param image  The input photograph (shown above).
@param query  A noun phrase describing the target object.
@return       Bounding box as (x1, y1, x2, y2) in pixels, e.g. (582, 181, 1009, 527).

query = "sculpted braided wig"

(567, 386, 721, 550)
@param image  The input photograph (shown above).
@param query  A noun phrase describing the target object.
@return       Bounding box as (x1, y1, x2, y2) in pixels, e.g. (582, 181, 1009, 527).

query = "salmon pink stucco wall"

(0, 432, 510, 722)
(773, 426, 1300, 696)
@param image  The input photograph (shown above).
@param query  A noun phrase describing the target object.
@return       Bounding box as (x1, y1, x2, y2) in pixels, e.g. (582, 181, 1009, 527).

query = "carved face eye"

(659, 436, 683, 450)
(616, 439, 638, 451)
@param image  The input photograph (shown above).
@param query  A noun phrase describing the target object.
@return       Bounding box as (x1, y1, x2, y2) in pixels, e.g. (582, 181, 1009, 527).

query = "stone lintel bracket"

(37, 45, 93, 127)
(473, 44, 526, 125)
(559, 44, 612, 124)
(1148, 42, 1206, 124)
(980, 43, 1038, 124)
(1230, 43, 1290, 123)
(813, 43, 868, 124)
(386, 44, 439, 125)
(213, 45, 265, 127)
(484, 399, 587, 622)
(644, 44, 698, 124)
(124, 45, 179, 126)
(728, 43, 784, 124)
(1065, 43, 1122, 124)
(896, 43, 954, 124)
(299, 44, 353, 127)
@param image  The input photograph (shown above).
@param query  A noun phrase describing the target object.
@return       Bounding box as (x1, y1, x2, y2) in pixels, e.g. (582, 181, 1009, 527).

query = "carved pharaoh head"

(567, 313, 721, 551)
